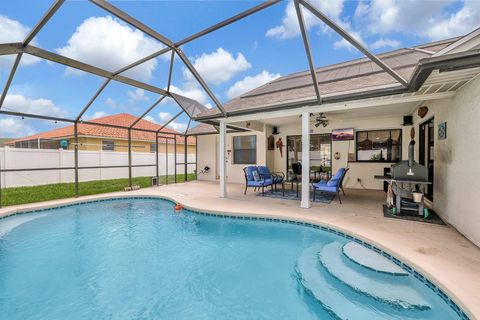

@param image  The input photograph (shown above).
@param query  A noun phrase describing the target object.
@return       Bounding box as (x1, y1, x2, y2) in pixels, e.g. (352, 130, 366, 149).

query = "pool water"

(0, 198, 464, 319)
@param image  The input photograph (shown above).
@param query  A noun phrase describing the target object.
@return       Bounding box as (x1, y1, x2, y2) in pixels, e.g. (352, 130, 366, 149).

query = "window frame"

(355, 128, 402, 163)
(102, 140, 115, 152)
(232, 135, 257, 165)
(150, 143, 157, 153)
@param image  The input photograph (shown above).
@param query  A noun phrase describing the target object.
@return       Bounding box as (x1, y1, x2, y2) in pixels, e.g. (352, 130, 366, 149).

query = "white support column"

(301, 112, 310, 209)
(219, 120, 227, 198)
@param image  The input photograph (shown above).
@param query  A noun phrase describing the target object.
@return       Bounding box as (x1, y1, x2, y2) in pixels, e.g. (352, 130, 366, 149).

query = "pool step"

(342, 242, 408, 275)
(296, 244, 423, 320)
(319, 242, 430, 310)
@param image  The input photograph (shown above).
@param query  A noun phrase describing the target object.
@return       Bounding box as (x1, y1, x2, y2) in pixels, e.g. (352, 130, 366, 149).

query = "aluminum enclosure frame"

(0, 0, 419, 206)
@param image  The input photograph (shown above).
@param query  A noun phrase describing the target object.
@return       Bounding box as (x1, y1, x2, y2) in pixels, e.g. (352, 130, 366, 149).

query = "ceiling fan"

(312, 113, 329, 127)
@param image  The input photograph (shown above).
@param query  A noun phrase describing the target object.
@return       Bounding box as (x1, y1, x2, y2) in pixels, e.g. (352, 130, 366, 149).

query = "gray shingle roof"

(198, 37, 459, 118)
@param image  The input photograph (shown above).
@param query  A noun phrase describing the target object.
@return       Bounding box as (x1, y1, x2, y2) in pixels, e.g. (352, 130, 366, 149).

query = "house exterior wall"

(196, 76, 480, 246)
(409, 75, 480, 246)
(65, 137, 195, 154)
(267, 117, 411, 190)
(197, 129, 267, 184)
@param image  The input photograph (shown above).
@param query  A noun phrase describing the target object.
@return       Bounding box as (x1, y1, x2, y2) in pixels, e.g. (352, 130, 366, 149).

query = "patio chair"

(243, 166, 273, 195)
(257, 166, 285, 191)
(312, 168, 349, 204)
(291, 162, 302, 181)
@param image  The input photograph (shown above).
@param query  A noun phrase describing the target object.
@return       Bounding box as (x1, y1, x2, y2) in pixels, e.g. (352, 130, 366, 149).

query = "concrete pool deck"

(1, 180, 479, 319)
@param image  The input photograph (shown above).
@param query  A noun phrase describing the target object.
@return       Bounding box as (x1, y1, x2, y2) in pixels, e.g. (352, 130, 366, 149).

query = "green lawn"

(0, 174, 196, 207)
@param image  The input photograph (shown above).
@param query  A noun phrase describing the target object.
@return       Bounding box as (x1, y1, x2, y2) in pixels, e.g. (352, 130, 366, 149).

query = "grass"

(0, 174, 196, 207)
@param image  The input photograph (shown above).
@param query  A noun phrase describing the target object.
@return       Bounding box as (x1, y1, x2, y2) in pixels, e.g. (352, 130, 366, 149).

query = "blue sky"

(0, 0, 479, 138)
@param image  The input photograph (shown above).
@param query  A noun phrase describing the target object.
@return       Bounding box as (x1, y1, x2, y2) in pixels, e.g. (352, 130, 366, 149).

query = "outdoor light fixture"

(314, 113, 329, 127)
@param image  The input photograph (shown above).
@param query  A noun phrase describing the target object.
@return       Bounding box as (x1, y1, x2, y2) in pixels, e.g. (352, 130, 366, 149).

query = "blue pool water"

(0, 198, 465, 319)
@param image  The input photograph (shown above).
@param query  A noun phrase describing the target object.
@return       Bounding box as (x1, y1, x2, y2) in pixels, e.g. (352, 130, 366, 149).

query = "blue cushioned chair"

(243, 166, 273, 195)
(312, 168, 349, 204)
(257, 166, 285, 192)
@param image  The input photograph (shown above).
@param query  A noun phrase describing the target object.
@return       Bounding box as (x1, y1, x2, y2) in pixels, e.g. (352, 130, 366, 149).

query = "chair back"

(257, 166, 270, 177)
(339, 168, 349, 189)
(327, 168, 348, 189)
(243, 166, 258, 182)
(292, 162, 302, 175)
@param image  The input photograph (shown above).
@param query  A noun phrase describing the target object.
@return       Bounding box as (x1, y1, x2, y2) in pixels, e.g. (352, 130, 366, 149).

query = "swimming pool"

(0, 198, 467, 319)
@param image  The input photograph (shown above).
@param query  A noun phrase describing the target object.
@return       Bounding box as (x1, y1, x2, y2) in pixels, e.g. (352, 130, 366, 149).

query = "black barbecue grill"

(375, 140, 431, 216)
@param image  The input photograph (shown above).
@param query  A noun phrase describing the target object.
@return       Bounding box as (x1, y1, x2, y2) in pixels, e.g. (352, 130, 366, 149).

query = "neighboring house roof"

(8, 113, 196, 145)
(0, 138, 13, 147)
(197, 37, 463, 119)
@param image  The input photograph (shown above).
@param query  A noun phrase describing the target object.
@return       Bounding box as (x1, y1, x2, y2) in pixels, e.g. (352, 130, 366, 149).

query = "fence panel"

(0, 147, 196, 188)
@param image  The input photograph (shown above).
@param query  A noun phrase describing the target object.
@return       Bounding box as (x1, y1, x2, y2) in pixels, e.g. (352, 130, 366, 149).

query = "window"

(356, 129, 402, 162)
(150, 143, 156, 153)
(233, 135, 256, 164)
(287, 134, 332, 175)
(102, 140, 115, 151)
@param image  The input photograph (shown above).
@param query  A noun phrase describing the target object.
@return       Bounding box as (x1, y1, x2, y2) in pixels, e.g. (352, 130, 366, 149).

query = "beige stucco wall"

(66, 137, 195, 154)
(410, 75, 480, 246)
(197, 129, 267, 184)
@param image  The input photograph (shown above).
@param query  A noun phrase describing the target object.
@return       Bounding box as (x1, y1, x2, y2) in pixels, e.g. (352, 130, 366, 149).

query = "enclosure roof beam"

(113, 47, 171, 76)
(157, 111, 184, 133)
(75, 79, 111, 122)
(176, 0, 282, 47)
(184, 118, 192, 135)
(0, 43, 21, 56)
(0, 53, 23, 110)
(89, 0, 175, 48)
(175, 48, 227, 116)
(15, 44, 169, 96)
(299, 0, 408, 87)
(294, 0, 321, 104)
(23, 0, 65, 46)
(0, 109, 74, 123)
(129, 96, 166, 129)
(167, 50, 175, 91)
(111, 0, 281, 98)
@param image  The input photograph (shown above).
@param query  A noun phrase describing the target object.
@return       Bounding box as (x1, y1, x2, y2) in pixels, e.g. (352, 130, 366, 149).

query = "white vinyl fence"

(0, 147, 196, 188)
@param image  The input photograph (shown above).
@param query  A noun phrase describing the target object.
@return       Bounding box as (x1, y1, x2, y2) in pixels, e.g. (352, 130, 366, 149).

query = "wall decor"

(438, 122, 447, 140)
(332, 128, 354, 141)
(267, 135, 275, 150)
(334, 152, 341, 160)
(276, 137, 284, 157)
(418, 106, 429, 118)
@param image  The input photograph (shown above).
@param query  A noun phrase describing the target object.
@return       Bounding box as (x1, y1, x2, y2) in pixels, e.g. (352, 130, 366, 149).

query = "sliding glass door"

(286, 134, 331, 180)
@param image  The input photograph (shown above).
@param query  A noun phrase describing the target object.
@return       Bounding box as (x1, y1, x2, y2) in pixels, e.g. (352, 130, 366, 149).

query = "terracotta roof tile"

(9, 113, 196, 145)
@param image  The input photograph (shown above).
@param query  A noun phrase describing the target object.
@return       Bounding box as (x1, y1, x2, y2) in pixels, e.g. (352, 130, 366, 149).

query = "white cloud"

(105, 97, 123, 109)
(333, 27, 365, 51)
(226, 70, 281, 99)
(266, 0, 345, 39)
(355, 0, 480, 40)
(2, 94, 65, 117)
(183, 48, 251, 85)
(0, 15, 40, 70)
(84, 111, 109, 120)
(168, 121, 187, 132)
(0, 118, 35, 138)
(157, 111, 187, 132)
(127, 88, 149, 104)
(158, 112, 171, 122)
(169, 84, 210, 106)
(144, 115, 156, 123)
(426, 1, 480, 40)
(370, 38, 401, 50)
(56, 16, 163, 81)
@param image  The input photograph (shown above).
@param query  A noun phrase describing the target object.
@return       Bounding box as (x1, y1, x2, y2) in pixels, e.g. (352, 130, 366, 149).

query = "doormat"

(383, 205, 445, 225)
